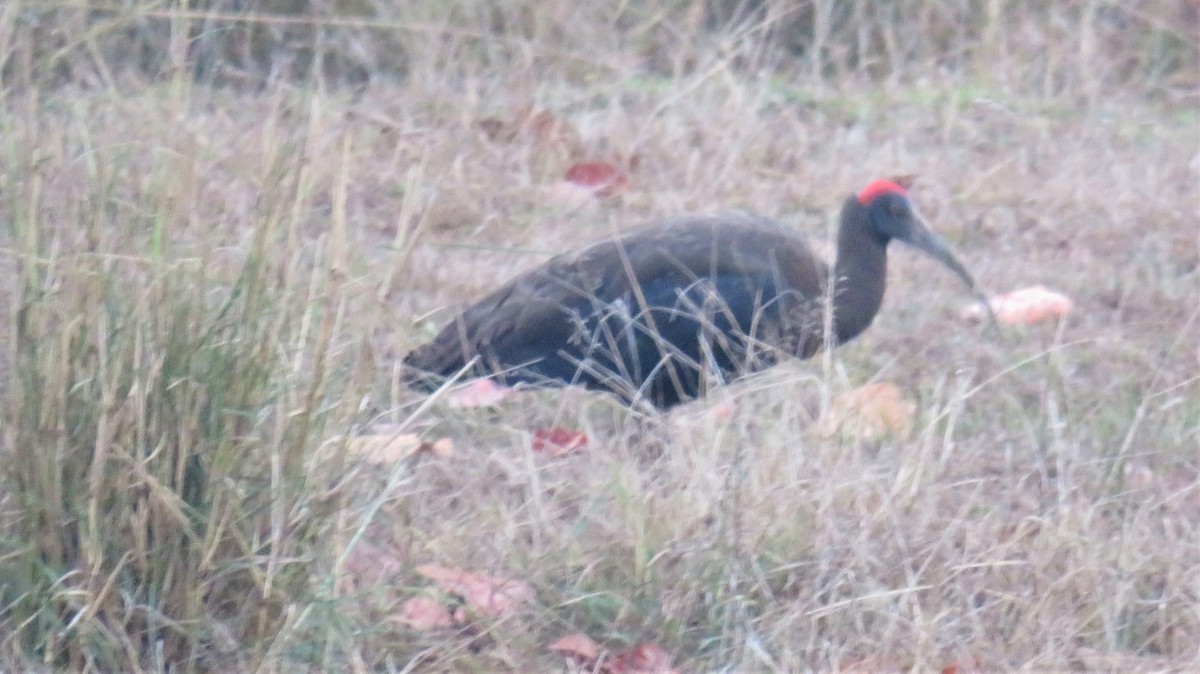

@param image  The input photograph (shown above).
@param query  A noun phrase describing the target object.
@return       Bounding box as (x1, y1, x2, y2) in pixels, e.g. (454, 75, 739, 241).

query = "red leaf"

(565, 161, 629, 197)
(532, 427, 589, 457)
(605, 642, 678, 674)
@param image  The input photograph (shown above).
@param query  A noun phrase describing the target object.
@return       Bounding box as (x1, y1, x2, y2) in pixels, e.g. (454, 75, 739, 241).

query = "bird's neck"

(832, 199, 888, 344)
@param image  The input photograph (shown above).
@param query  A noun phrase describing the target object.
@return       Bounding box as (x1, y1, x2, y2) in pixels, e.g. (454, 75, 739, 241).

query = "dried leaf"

(964, 285, 1072, 325)
(345, 428, 454, 464)
(564, 161, 629, 197)
(532, 427, 588, 457)
(415, 565, 534, 618)
(446, 379, 514, 408)
(549, 633, 600, 665)
(427, 437, 455, 457)
(345, 431, 423, 464)
(605, 642, 678, 674)
(395, 596, 455, 631)
(819, 382, 915, 440)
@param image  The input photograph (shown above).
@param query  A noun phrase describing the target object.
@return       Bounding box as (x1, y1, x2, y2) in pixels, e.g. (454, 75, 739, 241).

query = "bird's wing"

(402, 212, 829, 386)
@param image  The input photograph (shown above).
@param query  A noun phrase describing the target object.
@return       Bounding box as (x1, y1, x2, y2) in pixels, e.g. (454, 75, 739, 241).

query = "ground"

(0, 2, 1197, 671)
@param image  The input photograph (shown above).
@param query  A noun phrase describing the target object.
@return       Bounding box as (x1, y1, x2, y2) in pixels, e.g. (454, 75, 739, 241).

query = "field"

(1, 2, 1198, 671)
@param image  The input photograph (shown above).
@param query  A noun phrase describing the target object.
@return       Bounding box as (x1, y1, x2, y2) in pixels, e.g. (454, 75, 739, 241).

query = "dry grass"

(1, 1, 1198, 671)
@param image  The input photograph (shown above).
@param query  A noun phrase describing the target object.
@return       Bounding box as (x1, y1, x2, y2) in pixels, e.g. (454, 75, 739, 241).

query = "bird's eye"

(888, 200, 907, 217)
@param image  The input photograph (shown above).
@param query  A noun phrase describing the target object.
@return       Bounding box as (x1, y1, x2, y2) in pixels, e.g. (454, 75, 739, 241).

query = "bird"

(402, 179, 985, 409)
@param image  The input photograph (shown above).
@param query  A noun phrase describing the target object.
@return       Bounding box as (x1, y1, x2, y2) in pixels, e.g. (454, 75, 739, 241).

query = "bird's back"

(402, 212, 830, 407)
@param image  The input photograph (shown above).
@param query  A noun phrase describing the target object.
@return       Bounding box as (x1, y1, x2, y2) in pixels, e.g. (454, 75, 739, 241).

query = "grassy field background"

(1, 1, 1198, 671)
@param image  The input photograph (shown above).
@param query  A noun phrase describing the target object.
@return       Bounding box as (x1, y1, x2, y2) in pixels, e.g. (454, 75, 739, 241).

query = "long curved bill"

(902, 215, 998, 326)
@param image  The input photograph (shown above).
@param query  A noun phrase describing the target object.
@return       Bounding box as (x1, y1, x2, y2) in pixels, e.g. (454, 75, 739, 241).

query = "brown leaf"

(395, 596, 455, 631)
(963, 285, 1072, 325)
(532, 427, 589, 457)
(564, 161, 629, 197)
(605, 642, 678, 674)
(819, 382, 916, 440)
(345, 431, 423, 464)
(415, 565, 534, 618)
(446, 379, 514, 409)
(427, 437, 455, 457)
(345, 428, 454, 464)
(549, 633, 600, 665)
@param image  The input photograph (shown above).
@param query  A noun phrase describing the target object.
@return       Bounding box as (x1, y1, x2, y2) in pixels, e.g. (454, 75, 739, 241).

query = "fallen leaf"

(446, 379, 514, 408)
(532, 427, 589, 457)
(605, 642, 678, 674)
(345, 428, 454, 464)
(415, 565, 535, 618)
(345, 431, 423, 463)
(819, 382, 915, 440)
(564, 161, 629, 197)
(434, 437, 456, 455)
(395, 596, 455, 631)
(963, 285, 1072, 325)
(549, 633, 600, 665)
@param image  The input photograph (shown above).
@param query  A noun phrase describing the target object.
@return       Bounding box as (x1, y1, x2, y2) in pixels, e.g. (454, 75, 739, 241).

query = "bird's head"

(857, 179, 981, 295)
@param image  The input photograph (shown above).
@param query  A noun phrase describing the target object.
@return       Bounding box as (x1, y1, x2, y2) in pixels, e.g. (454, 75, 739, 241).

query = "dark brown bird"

(403, 180, 983, 409)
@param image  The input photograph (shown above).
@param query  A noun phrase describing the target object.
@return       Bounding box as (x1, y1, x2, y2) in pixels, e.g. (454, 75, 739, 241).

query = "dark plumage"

(403, 180, 983, 409)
